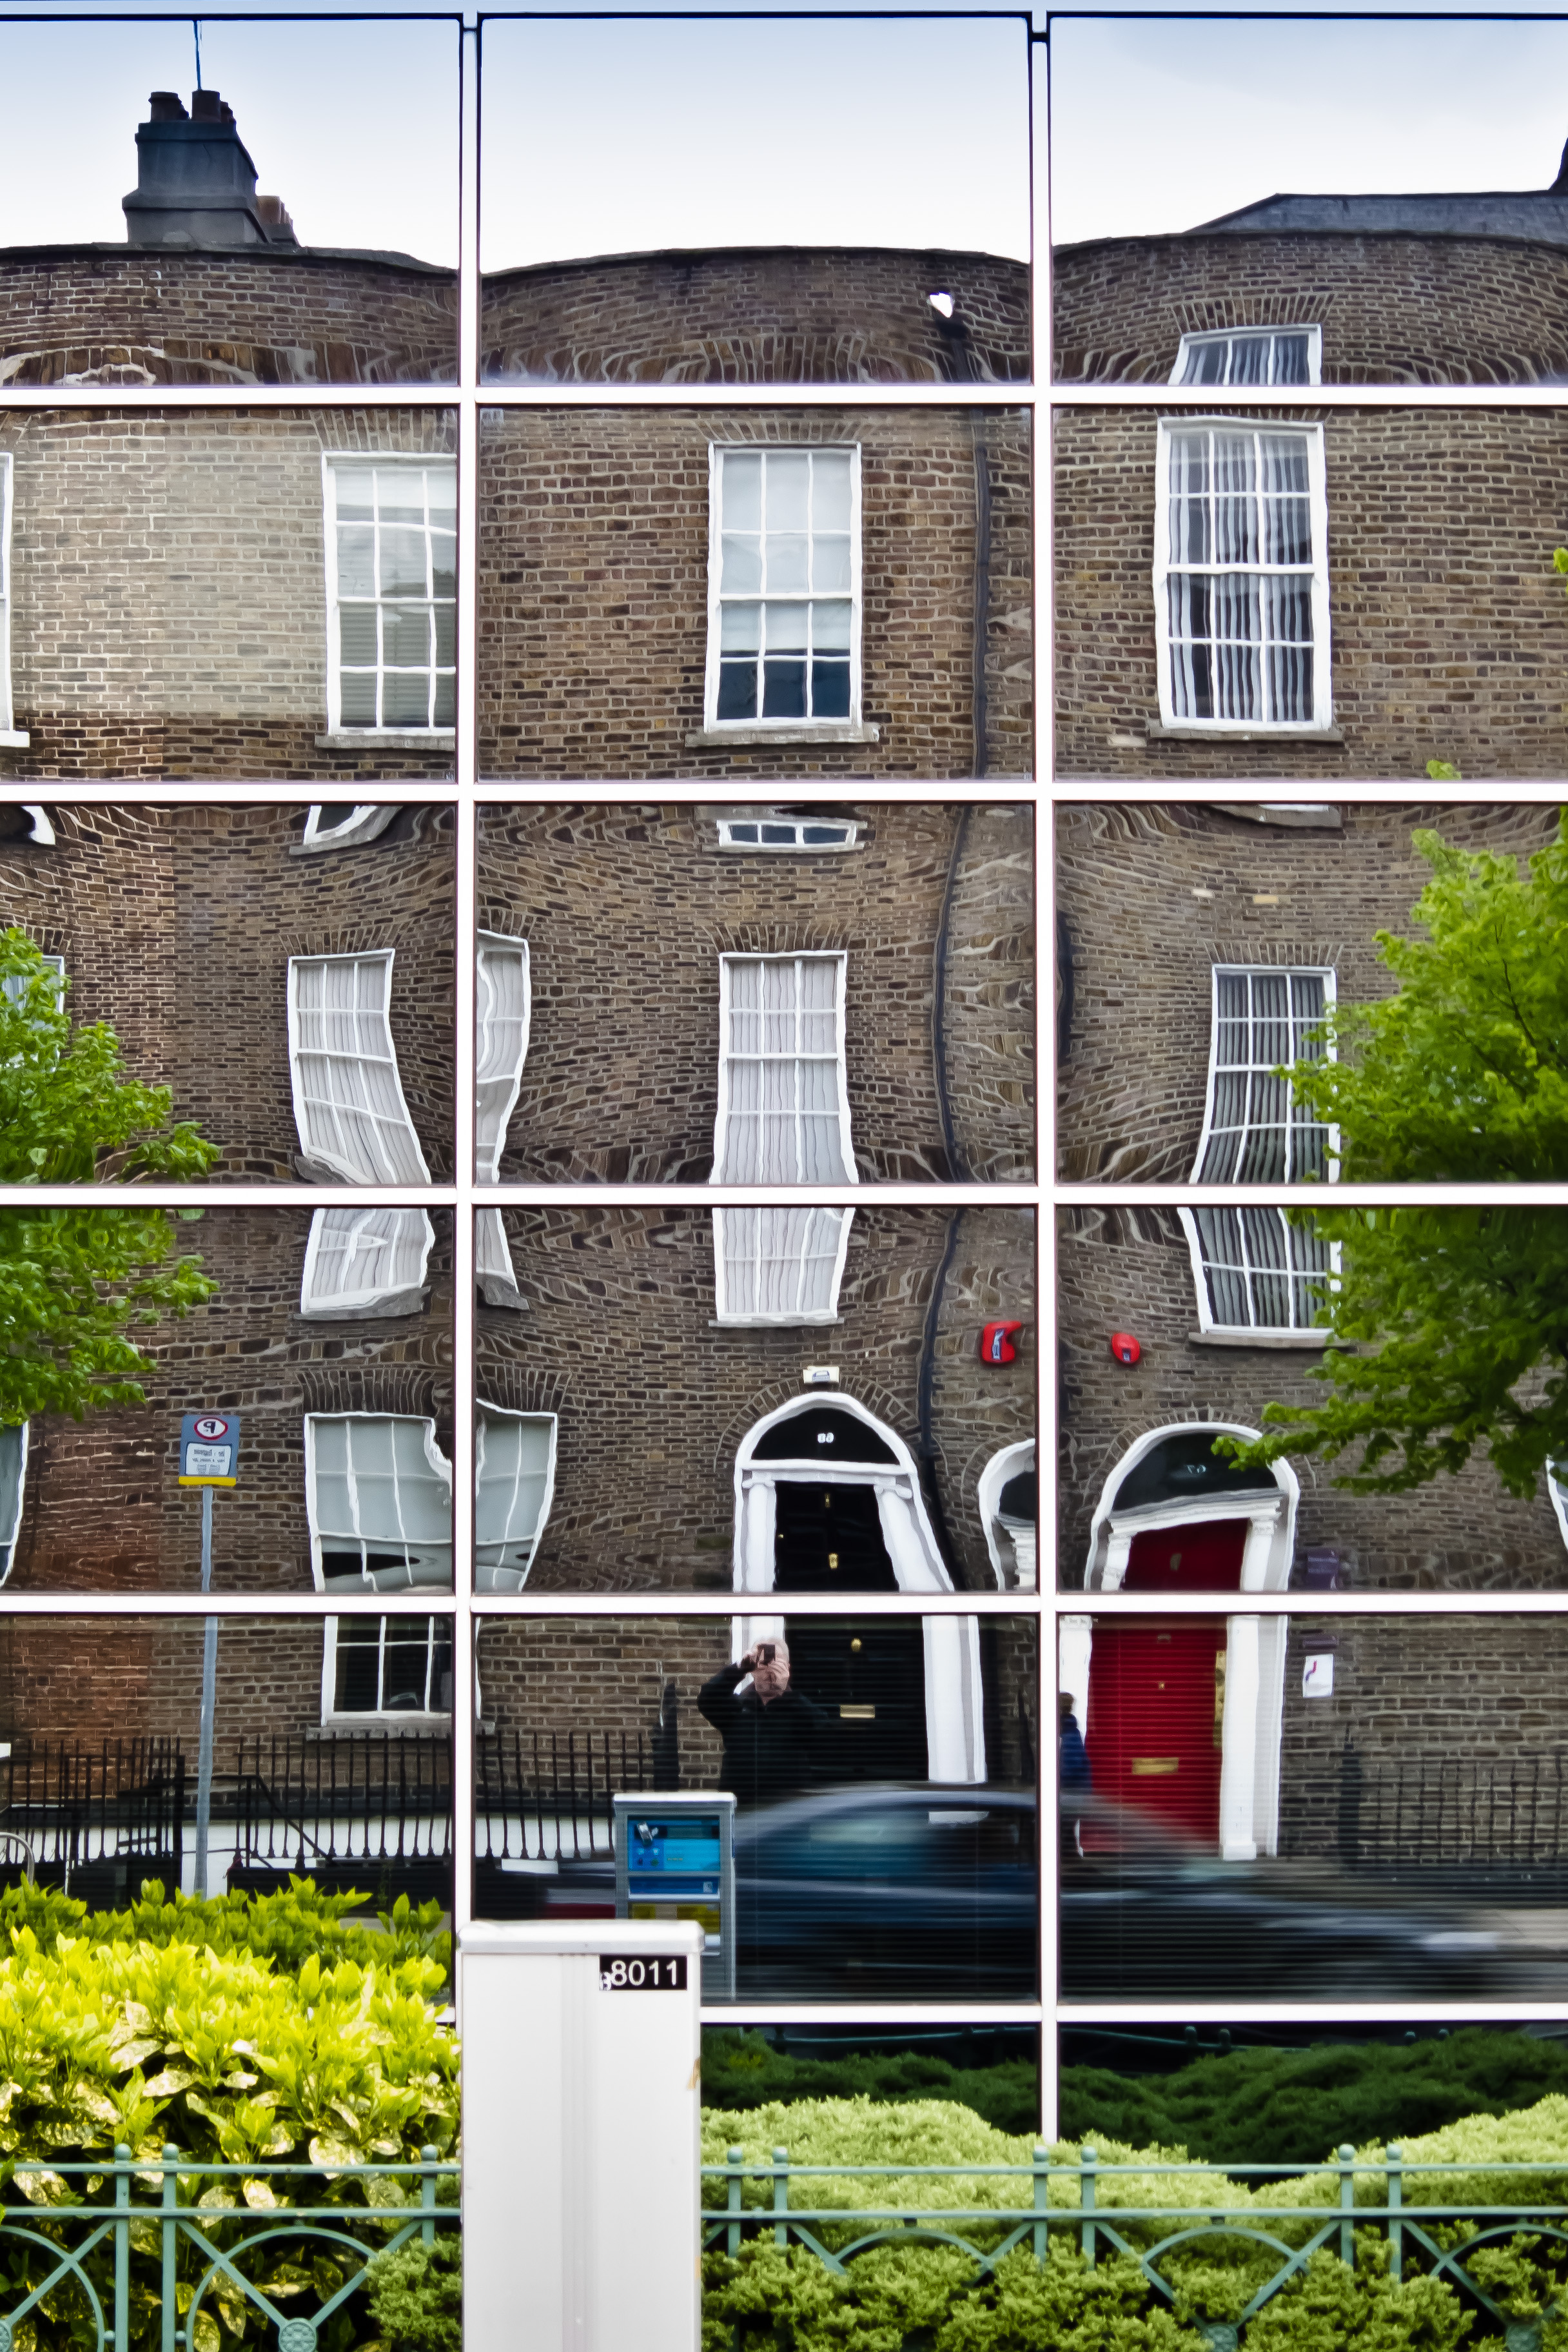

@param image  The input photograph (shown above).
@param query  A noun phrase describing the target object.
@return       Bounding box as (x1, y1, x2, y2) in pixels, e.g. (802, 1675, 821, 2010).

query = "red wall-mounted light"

(1110, 1331, 1141, 1366)
(979, 1320, 1023, 1366)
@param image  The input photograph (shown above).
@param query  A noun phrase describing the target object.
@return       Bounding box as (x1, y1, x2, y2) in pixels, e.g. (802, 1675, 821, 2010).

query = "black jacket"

(698, 1664, 830, 1808)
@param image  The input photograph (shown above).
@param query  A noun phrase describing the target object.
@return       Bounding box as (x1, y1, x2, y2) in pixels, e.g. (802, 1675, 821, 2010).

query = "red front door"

(1086, 1623, 1226, 1845)
(1122, 1518, 1246, 1593)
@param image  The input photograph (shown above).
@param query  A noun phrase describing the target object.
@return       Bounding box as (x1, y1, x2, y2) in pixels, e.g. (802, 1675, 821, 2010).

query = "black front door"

(772, 1482, 897, 1592)
(781, 1615, 929, 1783)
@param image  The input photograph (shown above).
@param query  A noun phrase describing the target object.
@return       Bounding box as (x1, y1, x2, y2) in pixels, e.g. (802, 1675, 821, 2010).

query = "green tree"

(1226, 818, 1568, 1497)
(0, 929, 218, 1425)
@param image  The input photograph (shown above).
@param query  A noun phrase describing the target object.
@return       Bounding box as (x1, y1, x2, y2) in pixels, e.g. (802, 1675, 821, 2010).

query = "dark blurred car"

(508, 1781, 1505, 2001)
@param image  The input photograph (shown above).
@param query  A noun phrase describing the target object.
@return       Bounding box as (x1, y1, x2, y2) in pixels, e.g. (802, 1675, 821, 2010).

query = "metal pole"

(194, 1487, 216, 1897)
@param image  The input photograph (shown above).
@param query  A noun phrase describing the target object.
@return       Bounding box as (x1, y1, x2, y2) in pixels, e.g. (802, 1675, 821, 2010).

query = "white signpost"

(459, 1918, 703, 2352)
(179, 1413, 240, 1897)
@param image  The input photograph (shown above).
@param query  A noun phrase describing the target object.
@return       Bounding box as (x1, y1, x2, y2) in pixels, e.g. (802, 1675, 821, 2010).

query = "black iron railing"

(0, 1740, 186, 1895)
(476, 1725, 665, 1865)
(230, 1733, 452, 1902)
(1286, 1739, 1568, 1881)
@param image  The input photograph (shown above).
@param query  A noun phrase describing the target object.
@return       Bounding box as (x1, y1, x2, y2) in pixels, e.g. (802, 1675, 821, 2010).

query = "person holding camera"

(698, 1639, 829, 1808)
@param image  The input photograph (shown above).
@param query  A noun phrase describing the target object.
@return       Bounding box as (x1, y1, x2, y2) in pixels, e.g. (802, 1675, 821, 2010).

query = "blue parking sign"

(179, 1412, 240, 1486)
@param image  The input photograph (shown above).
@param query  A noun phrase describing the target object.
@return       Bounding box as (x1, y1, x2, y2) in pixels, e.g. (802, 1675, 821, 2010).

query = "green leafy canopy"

(1221, 818, 1568, 1497)
(0, 930, 219, 1425)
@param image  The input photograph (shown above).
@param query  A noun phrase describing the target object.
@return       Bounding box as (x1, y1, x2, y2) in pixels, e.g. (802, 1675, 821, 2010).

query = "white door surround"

(731, 1395, 987, 1783)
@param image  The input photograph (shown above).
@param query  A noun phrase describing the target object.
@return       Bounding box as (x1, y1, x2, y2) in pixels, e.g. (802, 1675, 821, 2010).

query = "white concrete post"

(1218, 1613, 1262, 1861)
(460, 1919, 704, 2352)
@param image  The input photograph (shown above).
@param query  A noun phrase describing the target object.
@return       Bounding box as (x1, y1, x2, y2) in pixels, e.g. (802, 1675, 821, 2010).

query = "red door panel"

(1122, 1519, 1246, 1593)
(1086, 1625, 1226, 1845)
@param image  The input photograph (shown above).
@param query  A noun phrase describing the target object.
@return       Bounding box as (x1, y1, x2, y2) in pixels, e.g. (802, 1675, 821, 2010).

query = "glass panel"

(0, 24, 458, 384)
(473, 1614, 1038, 2001)
(478, 803, 1034, 1183)
(1063, 1614, 1568, 2003)
(481, 21, 1029, 384)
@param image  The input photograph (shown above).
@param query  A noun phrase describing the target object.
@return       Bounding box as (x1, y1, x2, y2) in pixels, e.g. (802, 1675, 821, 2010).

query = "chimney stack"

(123, 90, 299, 249)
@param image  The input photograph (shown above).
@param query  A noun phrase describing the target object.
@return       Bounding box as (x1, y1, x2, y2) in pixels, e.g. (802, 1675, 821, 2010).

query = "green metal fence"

(703, 2144, 1568, 2351)
(0, 2148, 459, 2352)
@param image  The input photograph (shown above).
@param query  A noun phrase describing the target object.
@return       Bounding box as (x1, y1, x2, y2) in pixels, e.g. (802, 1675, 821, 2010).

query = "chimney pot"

(190, 88, 222, 121)
(148, 91, 188, 122)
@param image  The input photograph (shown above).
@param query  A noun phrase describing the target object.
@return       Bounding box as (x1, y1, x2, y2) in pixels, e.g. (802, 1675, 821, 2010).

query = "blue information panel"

(614, 1793, 736, 2001)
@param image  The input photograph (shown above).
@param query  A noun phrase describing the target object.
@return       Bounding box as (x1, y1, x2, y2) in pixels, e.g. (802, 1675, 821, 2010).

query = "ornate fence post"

(771, 2149, 790, 2250)
(1081, 2148, 1097, 2270)
(1032, 2146, 1050, 2265)
(113, 2143, 130, 2352)
(420, 2145, 438, 2249)
(1386, 2145, 1402, 2284)
(161, 2144, 180, 2352)
(1337, 2145, 1357, 2268)
(726, 2148, 744, 2257)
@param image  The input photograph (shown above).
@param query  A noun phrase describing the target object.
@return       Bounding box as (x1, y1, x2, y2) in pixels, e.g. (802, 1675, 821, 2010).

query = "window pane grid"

(713, 1203, 850, 1322)
(713, 447, 856, 724)
(332, 460, 456, 731)
(1197, 968, 1331, 1184)
(715, 954, 850, 1186)
(288, 954, 431, 1185)
(1162, 426, 1321, 727)
(1175, 330, 1315, 386)
(300, 1205, 433, 1315)
(1190, 1204, 1332, 1331)
(333, 1614, 451, 1716)
(307, 1414, 453, 1591)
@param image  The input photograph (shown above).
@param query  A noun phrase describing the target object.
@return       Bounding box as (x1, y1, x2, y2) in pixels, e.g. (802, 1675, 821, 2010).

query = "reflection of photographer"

(698, 1640, 829, 1808)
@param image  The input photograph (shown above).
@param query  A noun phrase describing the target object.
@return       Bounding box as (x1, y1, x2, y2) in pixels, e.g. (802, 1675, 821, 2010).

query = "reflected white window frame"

(977, 1438, 1036, 1591)
(286, 950, 431, 1185)
(321, 453, 457, 738)
(300, 1206, 435, 1319)
(0, 1420, 28, 1585)
(476, 931, 531, 1182)
(303, 1410, 454, 1593)
(712, 1203, 854, 1326)
(1153, 416, 1333, 734)
(713, 810, 861, 853)
(1179, 1202, 1336, 1337)
(2, 952, 64, 1015)
(318, 1613, 454, 1727)
(1193, 964, 1338, 1185)
(1171, 326, 1322, 388)
(1551, 1462, 1568, 1554)
(475, 1401, 558, 1592)
(308, 1409, 454, 1728)
(711, 951, 855, 1185)
(298, 805, 398, 853)
(703, 442, 863, 732)
(0, 453, 15, 741)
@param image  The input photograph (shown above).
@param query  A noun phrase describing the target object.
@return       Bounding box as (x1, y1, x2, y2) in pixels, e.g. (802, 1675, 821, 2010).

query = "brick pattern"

(1055, 800, 1560, 1183)
(476, 1203, 1036, 1598)
(477, 406, 1033, 779)
(1054, 232, 1568, 387)
(1056, 1208, 1564, 1596)
(1054, 406, 1568, 781)
(0, 248, 456, 387)
(484, 248, 1030, 386)
(0, 408, 457, 783)
(477, 800, 1034, 1184)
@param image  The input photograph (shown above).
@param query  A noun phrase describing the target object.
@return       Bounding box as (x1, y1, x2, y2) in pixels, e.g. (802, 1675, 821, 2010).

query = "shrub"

(0, 1877, 451, 1983)
(365, 2235, 462, 2352)
(703, 2030, 1039, 2135)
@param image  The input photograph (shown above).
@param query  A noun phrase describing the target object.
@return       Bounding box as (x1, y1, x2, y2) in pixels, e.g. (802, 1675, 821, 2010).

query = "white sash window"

(287, 952, 430, 1184)
(1182, 1205, 1333, 1335)
(304, 1412, 453, 1592)
(0, 1422, 28, 1585)
(476, 1404, 558, 1591)
(0, 454, 15, 741)
(713, 952, 853, 1184)
(324, 1616, 452, 1721)
(474, 932, 530, 1305)
(705, 446, 860, 729)
(1195, 966, 1335, 1184)
(324, 457, 456, 733)
(712, 1204, 852, 1325)
(300, 1206, 434, 1318)
(1171, 328, 1321, 387)
(1155, 420, 1331, 733)
(299, 805, 398, 852)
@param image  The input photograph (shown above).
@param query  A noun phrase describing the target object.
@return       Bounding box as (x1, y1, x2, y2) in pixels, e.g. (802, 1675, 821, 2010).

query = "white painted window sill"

(1147, 722, 1344, 745)
(710, 1316, 843, 1329)
(315, 730, 455, 750)
(0, 732, 30, 749)
(1190, 1328, 1330, 1349)
(687, 723, 880, 748)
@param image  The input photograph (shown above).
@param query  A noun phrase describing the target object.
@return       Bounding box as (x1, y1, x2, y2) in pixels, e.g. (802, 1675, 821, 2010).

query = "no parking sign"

(179, 1413, 241, 1487)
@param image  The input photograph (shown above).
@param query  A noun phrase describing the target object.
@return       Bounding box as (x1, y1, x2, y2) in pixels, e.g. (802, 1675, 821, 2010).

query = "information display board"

(613, 1790, 736, 2002)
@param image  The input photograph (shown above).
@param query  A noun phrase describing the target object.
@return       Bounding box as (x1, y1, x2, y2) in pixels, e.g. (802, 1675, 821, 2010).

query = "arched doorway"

(1064, 1424, 1298, 1859)
(732, 1397, 986, 1783)
(978, 1440, 1036, 1590)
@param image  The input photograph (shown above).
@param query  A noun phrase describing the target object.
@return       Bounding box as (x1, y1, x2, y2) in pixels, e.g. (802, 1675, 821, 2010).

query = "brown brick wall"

(0, 246, 456, 387)
(0, 408, 456, 782)
(1054, 231, 1568, 386)
(1054, 406, 1568, 781)
(1055, 800, 1560, 1183)
(477, 799, 1033, 1184)
(478, 1203, 1036, 1596)
(477, 406, 1033, 779)
(1057, 1208, 1563, 1594)
(484, 247, 1030, 386)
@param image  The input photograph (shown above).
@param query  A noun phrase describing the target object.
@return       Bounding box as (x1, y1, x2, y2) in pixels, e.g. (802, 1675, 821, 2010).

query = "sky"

(1048, 17, 1568, 247)
(0, 10, 1030, 271)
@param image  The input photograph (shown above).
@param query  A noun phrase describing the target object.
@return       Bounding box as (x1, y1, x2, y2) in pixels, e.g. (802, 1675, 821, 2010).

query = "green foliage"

(1281, 819, 1568, 1184)
(1223, 1204, 1568, 1494)
(1425, 761, 1464, 781)
(0, 1878, 451, 1983)
(1059, 2034, 1568, 2170)
(365, 2234, 462, 2352)
(703, 2030, 1039, 2133)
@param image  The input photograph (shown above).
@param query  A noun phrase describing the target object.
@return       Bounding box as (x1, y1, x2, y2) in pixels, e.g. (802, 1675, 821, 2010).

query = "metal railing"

(475, 1725, 660, 1865)
(230, 1735, 451, 1903)
(0, 1741, 186, 1896)
(0, 2148, 458, 2352)
(1282, 1740, 1568, 1879)
(704, 2146, 1568, 2351)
